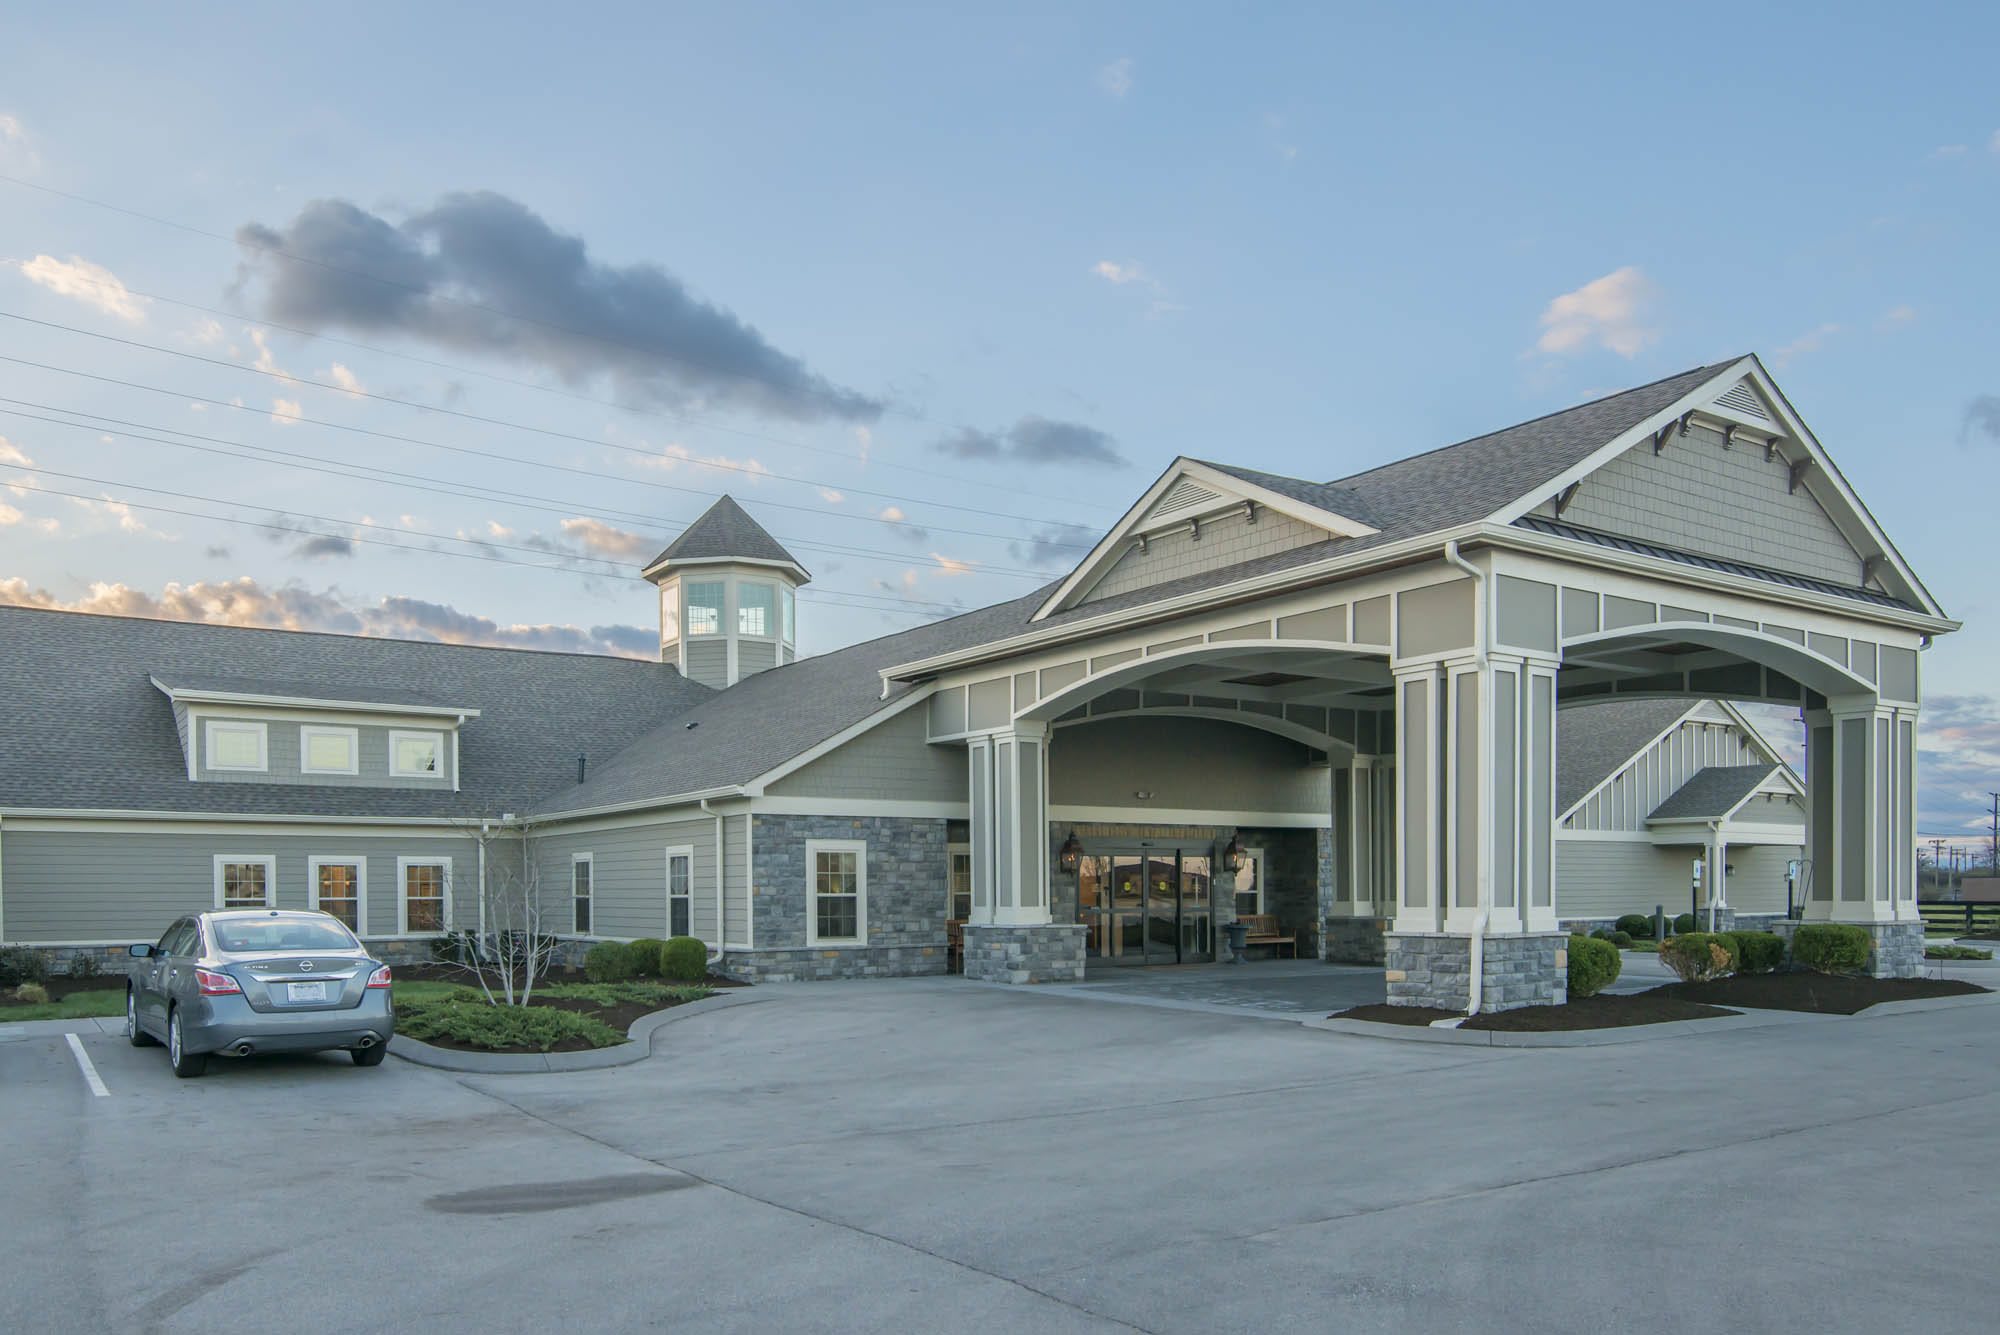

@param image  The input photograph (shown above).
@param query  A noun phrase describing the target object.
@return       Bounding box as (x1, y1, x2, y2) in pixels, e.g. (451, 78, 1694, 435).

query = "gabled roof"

(1648, 765, 1780, 822)
(641, 495, 807, 580)
(0, 606, 709, 819)
(1557, 698, 1699, 813)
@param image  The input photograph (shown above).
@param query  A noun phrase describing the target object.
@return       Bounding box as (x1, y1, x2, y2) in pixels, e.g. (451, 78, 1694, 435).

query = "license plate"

(287, 981, 328, 1003)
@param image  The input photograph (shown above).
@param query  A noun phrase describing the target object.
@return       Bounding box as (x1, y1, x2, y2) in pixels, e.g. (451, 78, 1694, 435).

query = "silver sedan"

(126, 909, 395, 1078)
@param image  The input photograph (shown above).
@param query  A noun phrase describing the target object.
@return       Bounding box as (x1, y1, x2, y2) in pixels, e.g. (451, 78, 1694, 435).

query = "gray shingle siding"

(766, 704, 967, 802)
(1083, 509, 1332, 605)
(527, 816, 719, 942)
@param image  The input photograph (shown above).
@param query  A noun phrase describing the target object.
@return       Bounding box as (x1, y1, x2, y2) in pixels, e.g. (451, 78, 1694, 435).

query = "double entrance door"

(1078, 848, 1212, 965)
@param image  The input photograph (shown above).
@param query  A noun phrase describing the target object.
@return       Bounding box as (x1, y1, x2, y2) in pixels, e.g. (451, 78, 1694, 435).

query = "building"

(0, 354, 1953, 1009)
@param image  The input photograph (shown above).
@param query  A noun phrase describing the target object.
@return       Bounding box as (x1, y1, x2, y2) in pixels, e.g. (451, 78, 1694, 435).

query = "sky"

(0, 2, 1996, 835)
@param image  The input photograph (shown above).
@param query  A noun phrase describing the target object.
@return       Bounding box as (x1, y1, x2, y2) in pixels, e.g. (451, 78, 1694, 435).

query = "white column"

(1392, 663, 1443, 934)
(1804, 697, 1913, 924)
(967, 723, 1052, 927)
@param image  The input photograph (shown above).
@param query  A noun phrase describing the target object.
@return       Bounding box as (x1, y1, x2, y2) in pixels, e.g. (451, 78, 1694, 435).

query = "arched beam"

(1560, 621, 1875, 701)
(1018, 639, 1388, 726)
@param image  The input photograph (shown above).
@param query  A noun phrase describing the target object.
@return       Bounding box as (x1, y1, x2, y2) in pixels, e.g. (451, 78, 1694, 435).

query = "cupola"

(641, 495, 808, 689)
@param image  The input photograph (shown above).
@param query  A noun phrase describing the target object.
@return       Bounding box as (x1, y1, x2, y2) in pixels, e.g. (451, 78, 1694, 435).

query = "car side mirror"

(129, 944, 154, 958)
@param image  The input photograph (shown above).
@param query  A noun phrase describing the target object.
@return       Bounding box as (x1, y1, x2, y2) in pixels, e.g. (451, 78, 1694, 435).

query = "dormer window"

(206, 720, 268, 772)
(300, 725, 359, 775)
(738, 581, 774, 637)
(686, 580, 724, 636)
(390, 730, 444, 778)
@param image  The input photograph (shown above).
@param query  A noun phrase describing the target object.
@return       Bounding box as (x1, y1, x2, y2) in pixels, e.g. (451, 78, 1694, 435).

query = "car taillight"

(366, 965, 392, 989)
(195, 968, 242, 996)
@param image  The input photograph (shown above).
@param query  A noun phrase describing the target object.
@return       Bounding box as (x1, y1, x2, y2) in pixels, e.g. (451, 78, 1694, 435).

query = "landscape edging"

(389, 988, 765, 1073)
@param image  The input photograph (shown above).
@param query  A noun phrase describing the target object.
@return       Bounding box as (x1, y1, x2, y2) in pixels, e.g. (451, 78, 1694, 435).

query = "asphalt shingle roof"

(644, 494, 805, 574)
(1648, 764, 1779, 822)
(1556, 698, 1699, 814)
(149, 671, 475, 712)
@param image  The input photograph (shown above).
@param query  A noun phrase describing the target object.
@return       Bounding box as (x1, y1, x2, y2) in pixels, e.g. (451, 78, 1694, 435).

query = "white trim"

(212, 853, 276, 909)
(1232, 846, 1266, 916)
(570, 852, 595, 936)
(152, 676, 480, 720)
(743, 811, 755, 950)
(754, 796, 969, 819)
(805, 837, 868, 946)
(306, 854, 368, 933)
(1047, 804, 1330, 828)
(396, 856, 451, 937)
(0, 814, 473, 835)
(946, 842, 972, 920)
(664, 844, 696, 940)
(528, 786, 745, 827)
(299, 725, 360, 776)
(639, 553, 809, 584)
(204, 720, 269, 773)
(388, 729, 447, 780)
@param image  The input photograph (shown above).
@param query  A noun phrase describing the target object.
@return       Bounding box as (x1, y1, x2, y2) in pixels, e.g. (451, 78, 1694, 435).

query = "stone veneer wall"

(1385, 931, 1568, 1012)
(1324, 917, 1388, 964)
(1768, 919, 1925, 979)
(724, 813, 951, 982)
(962, 923, 1086, 984)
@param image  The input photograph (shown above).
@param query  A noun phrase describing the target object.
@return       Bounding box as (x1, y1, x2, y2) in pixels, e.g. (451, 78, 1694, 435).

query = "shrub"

(1590, 928, 1617, 942)
(395, 994, 625, 1052)
(627, 939, 669, 979)
(1614, 914, 1654, 940)
(1792, 923, 1873, 975)
(11, 981, 50, 1004)
(1566, 934, 1622, 998)
(1610, 930, 1633, 948)
(1673, 912, 1697, 935)
(1725, 931, 1785, 974)
(430, 932, 478, 964)
(660, 936, 709, 982)
(1927, 944, 1994, 961)
(0, 947, 49, 987)
(583, 941, 643, 983)
(66, 952, 102, 980)
(1659, 932, 1735, 983)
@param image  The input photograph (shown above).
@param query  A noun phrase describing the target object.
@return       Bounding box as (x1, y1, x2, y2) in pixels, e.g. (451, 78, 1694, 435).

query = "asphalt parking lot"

(6, 976, 1999, 1334)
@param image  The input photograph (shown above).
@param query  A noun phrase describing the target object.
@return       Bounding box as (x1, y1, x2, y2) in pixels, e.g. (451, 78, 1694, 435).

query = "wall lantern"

(1058, 831, 1083, 874)
(1221, 834, 1245, 874)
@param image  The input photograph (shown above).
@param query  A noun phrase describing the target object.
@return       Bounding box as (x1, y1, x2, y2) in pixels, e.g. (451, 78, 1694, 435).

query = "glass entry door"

(1080, 848, 1212, 965)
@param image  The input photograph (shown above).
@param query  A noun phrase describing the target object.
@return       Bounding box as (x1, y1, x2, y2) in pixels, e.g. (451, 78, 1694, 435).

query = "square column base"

(963, 923, 1086, 984)
(1770, 919, 1925, 979)
(1385, 931, 1569, 1012)
(1324, 917, 1389, 965)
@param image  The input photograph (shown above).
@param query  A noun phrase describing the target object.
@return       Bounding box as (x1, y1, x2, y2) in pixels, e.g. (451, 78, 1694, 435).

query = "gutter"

(1442, 539, 1492, 1017)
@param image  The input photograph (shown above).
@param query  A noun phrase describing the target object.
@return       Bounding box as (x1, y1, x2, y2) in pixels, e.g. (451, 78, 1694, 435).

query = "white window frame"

(781, 584, 796, 646)
(388, 729, 446, 779)
(736, 579, 776, 638)
(213, 854, 277, 909)
(1233, 847, 1266, 918)
(396, 857, 451, 936)
(946, 842, 972, 921)
(307, 855, 367, 933)
(806, 838, 868, 947)
(684, 579, 725, 637)
(299, 724, 360, 776)
(571, 853, 595, 935)
(664, 844, 695, 940)
(205, 720, 269, 773)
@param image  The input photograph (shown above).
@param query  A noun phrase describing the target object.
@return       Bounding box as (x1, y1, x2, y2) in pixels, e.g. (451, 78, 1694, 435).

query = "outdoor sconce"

(1221, 834, 1245, 874)
(1058, 831, 1083, 874)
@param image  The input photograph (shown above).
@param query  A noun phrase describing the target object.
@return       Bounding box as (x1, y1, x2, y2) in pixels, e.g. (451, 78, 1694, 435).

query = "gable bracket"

(1652, 412, 1693, 455)
(1788, 458, 1813, 495)
(1720, 423, 1739, 451)
(1189, 515, 1202, 543)
(1552, 481, 1582, 518)
(1134, 532, 1149, 555)
(1763, 436, 1780, 463)
(1861, 554, 1883, 586)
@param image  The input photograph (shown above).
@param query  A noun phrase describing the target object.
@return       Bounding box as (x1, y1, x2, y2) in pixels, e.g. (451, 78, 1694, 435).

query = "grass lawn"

(0, 989, 127, 1023)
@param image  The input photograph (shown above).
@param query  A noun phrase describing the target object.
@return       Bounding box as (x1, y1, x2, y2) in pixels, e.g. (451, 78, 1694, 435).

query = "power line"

(0, 309, 1090, 531)
(0, 265, 1094, 511)
(0, 399, 1058, 581)
(0, 351, 1096, 552)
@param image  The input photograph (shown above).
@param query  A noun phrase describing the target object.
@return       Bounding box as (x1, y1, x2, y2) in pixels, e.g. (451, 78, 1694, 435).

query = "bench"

(1238, 914, 1297, 959)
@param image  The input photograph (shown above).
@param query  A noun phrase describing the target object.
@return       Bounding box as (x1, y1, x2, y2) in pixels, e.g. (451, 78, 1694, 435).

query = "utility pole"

(1991, 793, 1999, 884)
(1930, 838, 1947, 896)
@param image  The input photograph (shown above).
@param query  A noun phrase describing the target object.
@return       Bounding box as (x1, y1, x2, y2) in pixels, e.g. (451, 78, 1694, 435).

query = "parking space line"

(65, 1032, 110, 1098)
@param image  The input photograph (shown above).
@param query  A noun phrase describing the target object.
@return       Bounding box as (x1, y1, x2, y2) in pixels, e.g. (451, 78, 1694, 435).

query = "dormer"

(641, 495, 809, 690)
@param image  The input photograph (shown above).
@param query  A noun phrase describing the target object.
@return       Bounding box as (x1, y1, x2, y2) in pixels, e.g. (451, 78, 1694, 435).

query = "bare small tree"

(443, 819, 560, 1006)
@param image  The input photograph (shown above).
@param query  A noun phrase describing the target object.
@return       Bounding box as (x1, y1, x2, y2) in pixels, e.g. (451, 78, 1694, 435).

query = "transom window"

(214, 855, 275, 909)
(572, 854, 594, 934)
(948, 844, 972, 921)
(685, 581, 724, 636)
(389, 730, 443, 778)
(206, 720, 268, 772)
(401, 860, 447, 934)
(808, 839, 867, 945)
(300, 725, 358, 775)
(666, 847, 693, 938)
(737, 581, 775, 637)
(309, 857, 363, 931)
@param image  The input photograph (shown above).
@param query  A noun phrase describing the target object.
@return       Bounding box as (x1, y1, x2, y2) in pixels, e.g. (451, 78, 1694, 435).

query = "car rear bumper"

(182, 993, 394, 1056)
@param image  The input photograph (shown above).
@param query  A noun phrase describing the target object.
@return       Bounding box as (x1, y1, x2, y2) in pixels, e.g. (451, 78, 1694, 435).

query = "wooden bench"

(1238, 914, 1297, 959)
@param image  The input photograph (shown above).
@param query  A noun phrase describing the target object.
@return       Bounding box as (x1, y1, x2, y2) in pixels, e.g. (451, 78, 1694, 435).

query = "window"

(660, 582, 680, 642)
(665, 846, 693, 938)
(389, 730, 444, 778)
(737, 581, 774, 637)
(807, 839, 866, 945)
(308, 856, 364, 931)
(685, 580, 723, 636)
(213, 917, 357, 953)
(300, 725, 359, 775)
(1233, 848, 1266, 919)
(213, 855, 276, 909)
(782, 584, 796, 644)
(206, 720, 268, 772)
(572, 854, 594, 934)
(947, 844, 972, 920)
(399, 859, 448, 934)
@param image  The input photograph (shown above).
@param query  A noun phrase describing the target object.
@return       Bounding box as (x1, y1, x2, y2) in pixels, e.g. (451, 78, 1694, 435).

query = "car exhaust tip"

(229, 1041, 255, 1057)
(357, 1035, 377, 1049)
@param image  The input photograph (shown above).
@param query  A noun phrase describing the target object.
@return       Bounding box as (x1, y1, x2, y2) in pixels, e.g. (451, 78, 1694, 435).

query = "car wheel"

(126, 989, 157, 1047)
(167, 1008, 207, 1079)
(351, 1043, 388, 1067)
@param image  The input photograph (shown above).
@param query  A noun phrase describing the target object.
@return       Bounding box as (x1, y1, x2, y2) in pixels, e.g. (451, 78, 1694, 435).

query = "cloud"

(0, 113, 37, 170)
(1092, 260, 1150, 286)
(0, 575, 655, 658)
(1534, 266, 1658, 359)
(1931, 143, 1968, 159)
(291, 533, 354, 559)
(1919, 695, 2000, 833)
(634, 441, 772, 483)
(1962, 396, 2000, 445)
(271, 397, 304, 425)
(19, 254, 148, 322)
(558, 516, 652, 559)
(1879, 305, 1917, 330)
(1097, 57, 1134, 98)
(204, 545, 232, 559)
(248, 326, 295, 382)
(818, 488, 844, 504)
(234, 191, 882, 423)
(325, 362, 365, 396)
(930, 553, 972, 576)
(187, 317, 225, 345)
(0, 436, 29, 466)
(1009, 521, 1097, 568)
(876, 504, 930, 544)
(65, 495, 166, 538)
(932, 415, 1124, 468)
(1772, 322, 1841, 368)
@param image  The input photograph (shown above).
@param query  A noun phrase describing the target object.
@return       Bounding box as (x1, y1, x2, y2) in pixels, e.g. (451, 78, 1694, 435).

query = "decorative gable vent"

(1147, 476, 1222, 525)
(1714, 380, 1771, 422)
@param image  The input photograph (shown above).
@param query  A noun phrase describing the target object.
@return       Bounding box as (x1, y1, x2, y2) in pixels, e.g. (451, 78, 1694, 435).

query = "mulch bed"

(1329, 1004, 1462, 1026)
(1646, 972, 1988, 1015)
(1463, 993, 1735, 1031)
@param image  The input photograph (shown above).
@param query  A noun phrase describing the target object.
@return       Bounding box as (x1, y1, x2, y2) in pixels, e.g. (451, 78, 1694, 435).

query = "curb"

(1300, 1008, 1815, 1048)
(389, 989, 767, 1074)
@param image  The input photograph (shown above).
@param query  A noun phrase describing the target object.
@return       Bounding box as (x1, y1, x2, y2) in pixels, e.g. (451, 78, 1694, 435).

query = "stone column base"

(963, 923, 1087, 984)
(1384, 931, 1569, 1012)
(1323, 916, 1388, 965)
(1770, 919, 1925, 979)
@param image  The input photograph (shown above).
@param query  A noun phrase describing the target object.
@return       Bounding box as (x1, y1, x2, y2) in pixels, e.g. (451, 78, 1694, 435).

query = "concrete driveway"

(5, 976, 1998, 1333)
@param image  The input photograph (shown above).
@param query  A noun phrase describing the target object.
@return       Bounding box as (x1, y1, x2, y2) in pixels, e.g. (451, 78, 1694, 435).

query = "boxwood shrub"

(1791, 923, 1873, 975)
(1659, 932, 1735, 983)
(627, 939, 669, 979)
(584, 941, 643, 983)
(1566, 933, 1622, 998)
(1673, 912, 1697, 935)
(1614, 914, 1654, 940)
(660, 936, 708, 982)
(1724, 931, 1785, 974)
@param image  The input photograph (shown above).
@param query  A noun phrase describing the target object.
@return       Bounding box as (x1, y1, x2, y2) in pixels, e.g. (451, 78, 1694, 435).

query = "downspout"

(700, 798, 725, 966)
(1442, 540, 1492, 1016)
(477, 818, 489, 951)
